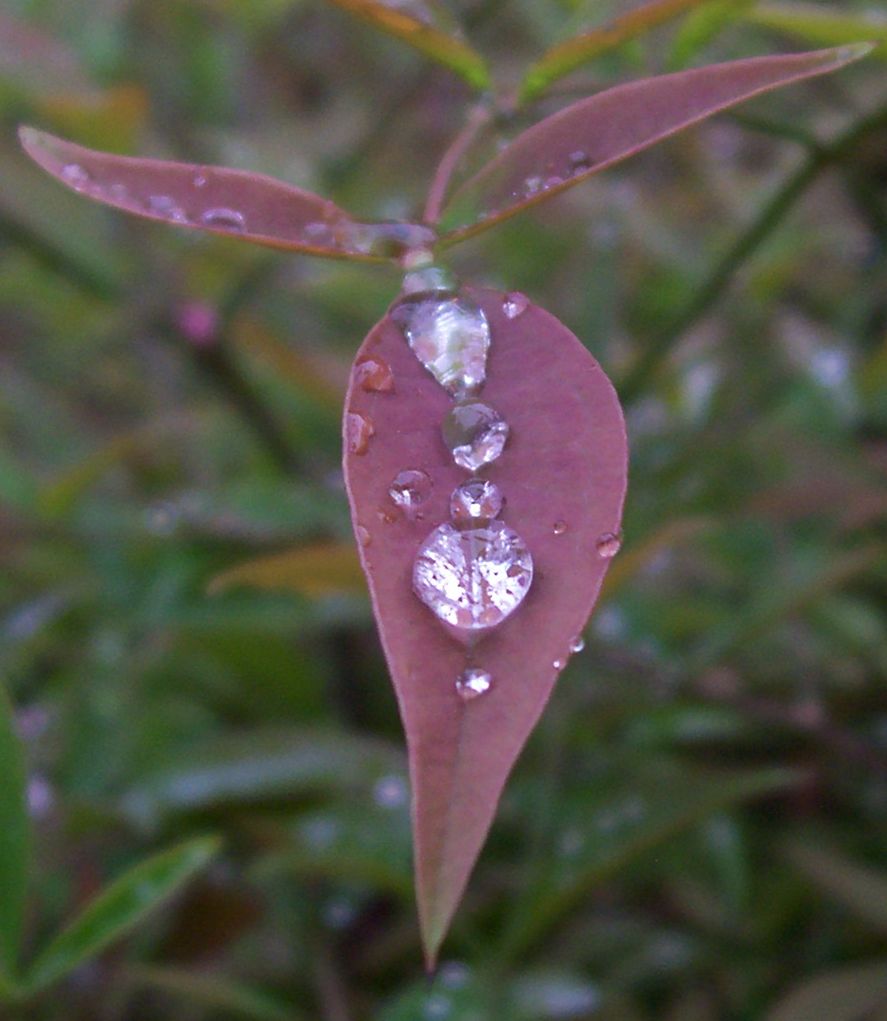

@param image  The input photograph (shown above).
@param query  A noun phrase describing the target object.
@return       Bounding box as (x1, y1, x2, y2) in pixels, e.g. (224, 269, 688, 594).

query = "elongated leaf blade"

(0, 683, 29, 986)
(18, 127, 436, 262)
(441, 46, 873, 242)
(343, 288, 628, 965)
(24, 836, 219, 993)
(521, 0, 713, 103)
(748, 3, 887, 58)
(324, 0, 490, 89)
(208, 542, 365, 598)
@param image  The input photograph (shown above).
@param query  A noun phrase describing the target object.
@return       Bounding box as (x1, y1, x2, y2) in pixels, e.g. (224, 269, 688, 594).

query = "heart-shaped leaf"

(440, 45, 873, 242)
(323, 0, 490, 90)
(18, 127, 437, 262)
(342, 287, 628, 965)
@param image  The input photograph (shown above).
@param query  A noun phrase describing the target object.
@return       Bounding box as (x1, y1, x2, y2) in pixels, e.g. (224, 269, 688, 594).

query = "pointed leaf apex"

(833, 41, 877, 62)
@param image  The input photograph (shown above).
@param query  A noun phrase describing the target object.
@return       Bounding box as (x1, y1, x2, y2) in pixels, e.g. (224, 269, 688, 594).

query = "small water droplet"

(391, 292, 490, 397)
(442, 400, 509, 471)
(389, 469, 432, 516)
(146, 194, 188, 223)
(596, 531, 623, 558)
(523, 175, 544, 197)
(449, 479, 503, 524)
(200, 207, 246, 232)
(456, 668, 493, 701)
(401, 264, 457, 297)
(553, 658, 565, 670)
(373, 774, 408, 809)
(543, 174, 564, 191)
(303, 220, 332, 242)
(192, 171, 208, 188)
(355, 357, 394, 393)
(502, 291, 529, 319)
(553, 520, 567, 535)
(356, 525, 371, 547)
(568, 149, 593, 174)
(107, 182, 128, 201)
(570, 635, 585, 654)
(345, 412, 374, 455)
(377, 510, 397, 524)
(346, 221, 437, 259)
(413, 521, 533, 631)
(61, 163, 90, 188)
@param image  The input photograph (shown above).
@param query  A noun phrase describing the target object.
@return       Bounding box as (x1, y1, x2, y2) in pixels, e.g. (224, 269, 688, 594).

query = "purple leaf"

(342, 287, 628, 965)
(18, 127, 436, 262)
(440, 45, 872, 242)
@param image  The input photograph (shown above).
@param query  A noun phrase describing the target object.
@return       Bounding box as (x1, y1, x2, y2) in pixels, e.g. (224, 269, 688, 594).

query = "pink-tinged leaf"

(323, 0, 490, 90)
(440, 45, 873, 242)
(18, 127, 437, 262)
(342, 287, 628, 965)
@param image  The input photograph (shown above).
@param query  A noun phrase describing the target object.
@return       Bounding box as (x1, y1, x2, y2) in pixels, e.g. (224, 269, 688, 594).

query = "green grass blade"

(0, 682, 29, 988)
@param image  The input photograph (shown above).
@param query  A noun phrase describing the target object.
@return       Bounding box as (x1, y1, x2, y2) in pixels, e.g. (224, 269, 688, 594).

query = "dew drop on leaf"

(456, 668, 493, 701)
(192, 172, 207, 188)
(442, 400, 509, 471)
(595, 531, 623, 558)
(345, 412, 374, 455)
(147, 194, 188, 223)
(402, 264, 457, 297)
(60, 163, 90, 188)
(502, 291, 529, 319)
(570, 635, 585, 653)
(199, 207, 246, 232)
(389, 469, 432, 516)
(355, 357, 395, 393)
(568, 149, 593, 175)
(356, 525, 371, 547)
(552, 520, 567, 535)
(449, 479, 503, 524)
(553, 658, 565, 669)
(412, 521, 533, 631)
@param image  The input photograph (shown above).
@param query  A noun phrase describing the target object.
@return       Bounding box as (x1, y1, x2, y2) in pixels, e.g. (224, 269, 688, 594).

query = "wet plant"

(14, 0, 874, 972)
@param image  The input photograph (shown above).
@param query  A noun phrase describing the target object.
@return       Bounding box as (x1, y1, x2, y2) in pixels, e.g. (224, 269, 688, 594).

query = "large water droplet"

(449, 479, 503, 524)
(442, 400, 509, 471)
(61, 163, 90, 188)
(389, 469, 432, 516)
(392, 294, 490, 397)
(502, 292, 529, 319)
(456, 668, 492, 701)
(596, 531, 622, 558)
(200, 207, 246, 232)
(345, 412, 374, 455)
(413, 521, 533, 631)
(355, 357, 394, 393)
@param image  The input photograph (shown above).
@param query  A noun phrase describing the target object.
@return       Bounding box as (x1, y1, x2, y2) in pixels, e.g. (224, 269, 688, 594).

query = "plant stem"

(423, 102, 493, 225)
(619, 103, 887, 404)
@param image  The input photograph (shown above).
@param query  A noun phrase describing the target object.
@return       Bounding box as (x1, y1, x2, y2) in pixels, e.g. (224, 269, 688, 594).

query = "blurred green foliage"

(1, 1, 886, 1018)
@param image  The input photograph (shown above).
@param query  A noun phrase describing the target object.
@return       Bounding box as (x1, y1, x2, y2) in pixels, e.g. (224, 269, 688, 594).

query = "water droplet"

(373, 774, 408, 809)
(146, 194, 188, 223)
(389, 469, 432, 516)
(596, 531, 623, 558)
(355, 357, 394, 393)
(356, 525, 371, 547)
(345, 412, 374, 455)
(523, 175, 543, 197)
(303, 220, 332, 242)
(107, 183, 128, 201)
(347, 221, 437, 259)
(570, 635, 585, 653)
(401, 264, 457, 297)
(502, 291, 529, 319)
(391, 293, 490, 397)
(413, 521, 533, 631)
(192, 171, 208, 188)
(442, 400, 509, 471)
(553, 658, 565, 670)
(200, 207, 246, 232)
(449, 479, 503, 524)
(60, 163, 90, 188)
(543, 174, 564, 190)
(568, 149, 593, 174)
(552, 520, 567, 535)
(456, 667, 493, 701)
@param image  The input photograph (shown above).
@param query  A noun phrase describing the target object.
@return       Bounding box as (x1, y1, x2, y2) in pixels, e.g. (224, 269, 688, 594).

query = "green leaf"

(747, 3, 887, 60)
(23, 836, 219, 994)
(521, 0, 715, 103)
(0, 682, 29, 987)
(324, 0, 490, 90)
(669, 0, 756, 68)
(765, 960, 887, 1021)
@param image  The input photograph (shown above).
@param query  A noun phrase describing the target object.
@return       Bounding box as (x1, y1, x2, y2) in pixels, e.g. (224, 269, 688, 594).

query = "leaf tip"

(832, 41, 877, 63)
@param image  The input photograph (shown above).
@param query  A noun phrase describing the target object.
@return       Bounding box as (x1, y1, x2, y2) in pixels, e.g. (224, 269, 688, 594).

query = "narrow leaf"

(343, 288, 628, 965)
(748, 3, 887, 59)
(521, 0, 714, 103)
(207, 542, 365, 598)
(24, 836, 219, 993)
(765, 960, 887, 1021)
(324, 0, 490, 90)
(0, 683, 29, 985)
(18, 127, 436, 262)
(669, 0, 756, 69)
(441, 46, 873, 242)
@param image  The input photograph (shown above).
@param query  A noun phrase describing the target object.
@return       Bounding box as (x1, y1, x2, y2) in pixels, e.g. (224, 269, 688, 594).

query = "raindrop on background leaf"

(199, 207, 246, 232)
(60, 163, 90, 188)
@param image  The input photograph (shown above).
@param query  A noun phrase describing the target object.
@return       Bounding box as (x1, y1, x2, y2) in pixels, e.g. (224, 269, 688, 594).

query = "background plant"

(1, 1, 886, 1019)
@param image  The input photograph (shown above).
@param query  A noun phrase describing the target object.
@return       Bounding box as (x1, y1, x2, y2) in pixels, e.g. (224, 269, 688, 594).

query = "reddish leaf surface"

(343, 287, 628, 963)
(18, 127, 436, 262)
(440, 45, 871, 242)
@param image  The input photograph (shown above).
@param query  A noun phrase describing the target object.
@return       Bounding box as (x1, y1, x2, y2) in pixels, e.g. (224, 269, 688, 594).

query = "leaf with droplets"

(520, 0, 715, 104)
(18, 127, 437, 262)
(323, 0, 490, 90)
(343, 287, 628, 965)
(440, 46, 873, 242)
